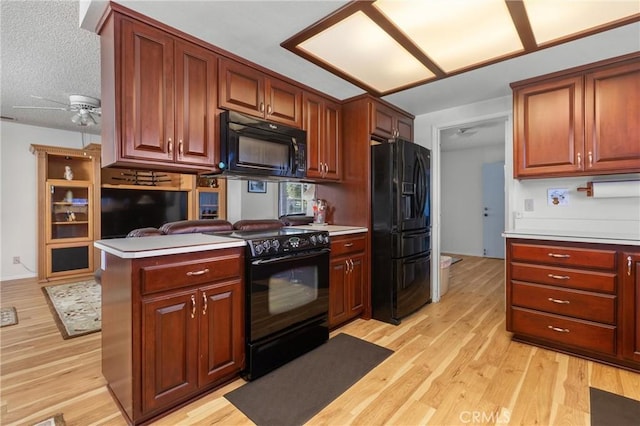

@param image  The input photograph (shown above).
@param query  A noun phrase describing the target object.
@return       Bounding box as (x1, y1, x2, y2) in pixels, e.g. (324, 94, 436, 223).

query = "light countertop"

(94, 233, 246, 259)
(503, 229, 640, 246)
(291, 224, 368, 236)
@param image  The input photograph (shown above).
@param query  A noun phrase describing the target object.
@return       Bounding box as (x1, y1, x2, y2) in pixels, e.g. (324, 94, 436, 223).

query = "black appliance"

(371, 139, 431, 325)
(219, 110, 307, 179)
(219, 228, 330, 380)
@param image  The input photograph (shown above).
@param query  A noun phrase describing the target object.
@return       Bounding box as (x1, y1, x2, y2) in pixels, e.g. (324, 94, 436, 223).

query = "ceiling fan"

(13, 94, 101, 126)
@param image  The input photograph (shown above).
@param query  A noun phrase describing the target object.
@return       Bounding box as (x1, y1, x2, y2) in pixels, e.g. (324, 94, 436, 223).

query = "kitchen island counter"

(94, 233, 246, 259)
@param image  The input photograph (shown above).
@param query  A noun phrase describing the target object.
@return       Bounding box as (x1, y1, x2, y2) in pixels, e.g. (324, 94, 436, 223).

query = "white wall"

(225, 179, 279, 223)
(441, 145, 504, 256)
(0, 122, 101, 281)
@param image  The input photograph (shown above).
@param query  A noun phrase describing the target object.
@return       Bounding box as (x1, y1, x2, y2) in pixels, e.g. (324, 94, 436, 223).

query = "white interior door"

(482, 162, 505, 259)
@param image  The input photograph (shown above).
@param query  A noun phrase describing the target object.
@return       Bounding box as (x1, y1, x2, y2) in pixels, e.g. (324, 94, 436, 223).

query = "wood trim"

(505, 0, 537, 51)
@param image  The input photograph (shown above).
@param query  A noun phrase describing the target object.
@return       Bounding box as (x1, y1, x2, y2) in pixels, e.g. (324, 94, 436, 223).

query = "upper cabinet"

(303, 92, 341, 181)
(100, 12, 218, 173)
(512, 53, 640, 179)
(370, 100, 414, 141)
(219, 58, 303, 128)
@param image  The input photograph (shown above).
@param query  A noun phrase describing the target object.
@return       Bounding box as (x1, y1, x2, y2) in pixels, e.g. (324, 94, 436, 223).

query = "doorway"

(431, 113, 511, 302)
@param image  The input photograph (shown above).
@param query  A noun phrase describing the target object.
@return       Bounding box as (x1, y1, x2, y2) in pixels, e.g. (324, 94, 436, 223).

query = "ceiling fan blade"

(30, 95, 70, 106)
(13, 106, 69, 111)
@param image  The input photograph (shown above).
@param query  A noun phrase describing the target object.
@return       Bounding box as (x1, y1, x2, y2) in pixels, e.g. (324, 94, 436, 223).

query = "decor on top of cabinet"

(577, 180, 640, 198)
(63, 166, 73, 180)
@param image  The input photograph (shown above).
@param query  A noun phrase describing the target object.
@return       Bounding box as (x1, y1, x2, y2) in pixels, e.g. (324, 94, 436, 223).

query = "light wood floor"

(1, 256, 639, 425)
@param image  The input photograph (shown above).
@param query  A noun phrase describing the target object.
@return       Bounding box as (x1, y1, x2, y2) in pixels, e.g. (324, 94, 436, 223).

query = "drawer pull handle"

(190, 295, 196, 319)
(344, 243, 354, 247)
(187, 268, 209, 277)
(547, 325, 570, 333)
(547, 273, 570, 280)
(548, 253, 571, 258)
(628, 256, 633, 276)
(202, 292, 208, 315)
(547, 297, 570, 304)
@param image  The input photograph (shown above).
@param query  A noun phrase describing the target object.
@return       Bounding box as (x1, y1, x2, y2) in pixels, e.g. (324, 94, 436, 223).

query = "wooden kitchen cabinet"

(621, 251, 640, 363)
(219, 57, 302, 127)
(329, 234, 367, 328)
(100, 12, 218, 173)
(512, 53, 640, 178)
(102, 248, 244, 425)
(303, 92, 341, 180)
(370, 100, 414, 141)
(506, 238, 639, 372)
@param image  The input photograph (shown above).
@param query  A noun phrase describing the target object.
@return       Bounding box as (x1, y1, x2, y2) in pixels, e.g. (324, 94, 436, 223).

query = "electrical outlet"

(12, 256, 20, 264)
(524, 199, 534, 212)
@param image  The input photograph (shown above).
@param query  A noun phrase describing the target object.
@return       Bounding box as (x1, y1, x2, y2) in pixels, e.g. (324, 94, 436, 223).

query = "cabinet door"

(329, 258, 349, 328)
(266, 77, 302, 127)
(174, 40, 218, 167)
(47, 182, 92, 243)
(303, 93, 323, 179)
(121, 19, 175, 163)
(513, 75, 584, 178)
(348, 252, 366, 316)
(396, 114, 414, 141)
(370, 102, 396, 139)
(621, 252, 640, 363)
(142, 291, 198, 413)
(198, 281, 244, 386)
(585, 61, 640, 173)
(218, 58, 264, 117)
(322, 100, 342, 180)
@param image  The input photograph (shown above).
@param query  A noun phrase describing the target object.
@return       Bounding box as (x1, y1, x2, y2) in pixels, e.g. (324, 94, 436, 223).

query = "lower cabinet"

(102, 248, 244, 425)
(506, 238, 639, 372)
(329, 234, 368, 328)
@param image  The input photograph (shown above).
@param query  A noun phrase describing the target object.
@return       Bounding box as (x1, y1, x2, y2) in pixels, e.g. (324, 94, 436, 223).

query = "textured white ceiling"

(1, 0, 639, 141)
(1, 0, 101, 135)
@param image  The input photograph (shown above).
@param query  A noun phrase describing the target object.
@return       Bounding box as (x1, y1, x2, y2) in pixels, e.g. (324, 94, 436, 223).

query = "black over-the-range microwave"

(218, 110, 307, 179)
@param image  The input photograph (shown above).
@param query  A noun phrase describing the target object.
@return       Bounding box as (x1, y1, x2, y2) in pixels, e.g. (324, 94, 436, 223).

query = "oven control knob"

(254, 243, 264, 255)
(310, 235, 317, 245)
(263, 240, 271, 250)
(272, 240, 280, 251)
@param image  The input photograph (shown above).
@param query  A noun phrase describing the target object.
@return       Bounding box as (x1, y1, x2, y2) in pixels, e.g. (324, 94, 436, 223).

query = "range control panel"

(247, 231, 330, 257)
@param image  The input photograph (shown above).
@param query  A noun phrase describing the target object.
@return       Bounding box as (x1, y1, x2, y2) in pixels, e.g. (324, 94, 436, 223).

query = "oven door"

(247, 248, 330, 342)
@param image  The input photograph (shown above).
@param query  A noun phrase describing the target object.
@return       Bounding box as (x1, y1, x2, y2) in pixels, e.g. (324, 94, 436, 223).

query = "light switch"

(524, 199, 534, 211)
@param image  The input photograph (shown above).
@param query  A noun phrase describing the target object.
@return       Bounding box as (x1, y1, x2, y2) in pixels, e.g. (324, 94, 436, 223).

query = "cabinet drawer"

(511, 263, 616, 293)
(141, 254, 241, 294)
(511, 307, 616, 355)
(511, 243, 616, 270)
(331, 235, 366, 257)
(512, 282, 616, 324)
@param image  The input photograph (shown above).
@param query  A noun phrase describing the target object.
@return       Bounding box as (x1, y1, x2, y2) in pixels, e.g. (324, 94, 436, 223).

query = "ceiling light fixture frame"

(281, 0, 640, 97)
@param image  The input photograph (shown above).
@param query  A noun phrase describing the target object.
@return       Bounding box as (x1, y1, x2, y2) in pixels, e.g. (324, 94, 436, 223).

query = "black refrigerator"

(371, 139, 431, 325)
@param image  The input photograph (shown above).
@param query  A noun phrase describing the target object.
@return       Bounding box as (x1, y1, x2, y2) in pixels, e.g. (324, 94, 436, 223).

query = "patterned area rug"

(42, 280, 101, 339)
(1, 306, 18, 327)
(31, 413, 66, 426)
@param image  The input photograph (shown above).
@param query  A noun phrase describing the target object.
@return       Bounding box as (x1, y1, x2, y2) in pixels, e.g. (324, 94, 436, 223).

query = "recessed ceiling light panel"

(524, 0, 640, 44)
(298, 11, 435, 93)
(375, 0, 524, 72)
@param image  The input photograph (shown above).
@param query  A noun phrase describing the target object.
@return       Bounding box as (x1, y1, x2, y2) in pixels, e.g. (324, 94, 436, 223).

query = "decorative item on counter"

(313, 199, 327, 224)
(64, 190, 73, 203)
(63, 165, 74, 180)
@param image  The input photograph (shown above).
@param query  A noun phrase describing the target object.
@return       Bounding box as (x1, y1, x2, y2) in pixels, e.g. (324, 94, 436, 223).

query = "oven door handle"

(251, 248, 331, 265)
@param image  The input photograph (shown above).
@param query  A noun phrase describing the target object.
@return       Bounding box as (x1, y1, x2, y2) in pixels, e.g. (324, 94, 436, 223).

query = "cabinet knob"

(190, 294, 196, 319)
(260, 102, 265, 113)
(588, 151, 593, 168)
(168, 138, 173, 156)
(547, 297, 570, 304)
(577, 152, 582, 168)
(179, 140, 184, 156)
(267, 104, 273, 115)
(547, 325, 570, 333)
(547, 273, 570, 280)
(548, 253, 571, 259)
(628, 255, 633, 276)
(202, 291, 208, 315)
